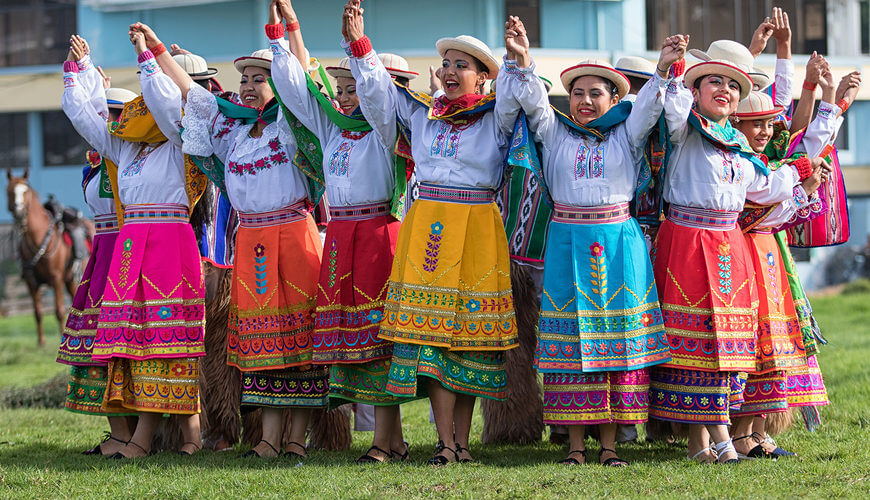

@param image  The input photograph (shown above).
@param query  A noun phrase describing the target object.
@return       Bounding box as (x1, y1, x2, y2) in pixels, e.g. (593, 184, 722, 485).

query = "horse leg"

(53, 279, 66, 335)
(26, 281, 44, 347)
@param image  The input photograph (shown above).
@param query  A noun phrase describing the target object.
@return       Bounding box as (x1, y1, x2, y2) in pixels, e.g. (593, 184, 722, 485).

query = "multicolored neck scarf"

(82, 149, 102, 190)
(269, 75, 413, 218)
(551, 101, 632, 140)
(395, 84, 496, 124)
(688, 110, 770, 175)
(99, 96, 207, 227)
(633, 112, 671, 227)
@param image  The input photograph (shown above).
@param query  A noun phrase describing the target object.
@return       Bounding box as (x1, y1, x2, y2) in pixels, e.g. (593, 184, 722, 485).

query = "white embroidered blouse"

(62, 53, 188, 208)
(500, 58, 668, 206)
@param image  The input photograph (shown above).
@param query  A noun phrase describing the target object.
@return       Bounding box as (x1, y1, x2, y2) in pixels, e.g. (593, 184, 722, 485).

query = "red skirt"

(312, 205, 399, 364)
(653, 208, 758, 372)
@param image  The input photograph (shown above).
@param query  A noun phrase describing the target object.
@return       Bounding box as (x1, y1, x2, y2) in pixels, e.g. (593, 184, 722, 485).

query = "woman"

(648, 39, 804, 464)
(139, 20, 327, 458)
(266, 0, 411, 462)
(64, 28, 205, 458)
(57, 35, 138, 456)
(343, 0, 521, 464)
(729, 90, 829, 458)
(499, 18, 679, 466)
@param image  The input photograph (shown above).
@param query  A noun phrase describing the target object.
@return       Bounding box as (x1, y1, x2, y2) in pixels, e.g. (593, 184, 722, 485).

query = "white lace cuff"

(182, 84, 219, 157)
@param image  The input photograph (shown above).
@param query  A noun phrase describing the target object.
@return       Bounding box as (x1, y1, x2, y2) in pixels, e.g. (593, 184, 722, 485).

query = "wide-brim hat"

(105, 87, 137, 109)
(734, 90, 784, 120)
(686, 40, 754, 99)
(173, 53, 218, 80)
(748, 66, 772, 90)
(325, 57, 352, 79)
(560, 59, 630, 99)
(614, 56, 655, 80)
(234, 49, 273, 73)
(379, 53, 418, 80)
(435, 35, 499, 78)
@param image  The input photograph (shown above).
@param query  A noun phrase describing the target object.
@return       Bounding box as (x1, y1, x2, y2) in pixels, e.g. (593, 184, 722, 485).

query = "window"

(0, 113, 29, 169)
(646, 0, 827, 55)
(0, 0, 77, 68)
(861, 0, 869, 53)
(42, 111, 89, 167)
(505, 0, 541, 48)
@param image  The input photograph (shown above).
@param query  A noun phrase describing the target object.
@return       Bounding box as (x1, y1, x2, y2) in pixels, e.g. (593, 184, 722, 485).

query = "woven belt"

(417, 182, 495, 204)
(329, 201, 391, 221)
(668, 204, 739, 230)
(123, 203, 188, 224)
(552, 202, 631, 224)
(94, 214, 119, 234)
(238, 200, 308, 228)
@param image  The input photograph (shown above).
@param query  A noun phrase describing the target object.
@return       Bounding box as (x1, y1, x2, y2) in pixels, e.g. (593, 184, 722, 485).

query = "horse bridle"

(13, 182, 64, 270)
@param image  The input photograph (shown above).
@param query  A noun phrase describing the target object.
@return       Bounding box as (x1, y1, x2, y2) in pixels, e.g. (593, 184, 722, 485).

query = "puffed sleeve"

(799, 101, 839, 158)
(76, 55, 109, 120)
(61, 61, 126, 165)
(624, 73, 670, 157)
(745, 163, 800, 205)
(663, 78, 692, 144)
(181, 80, 236, 163)
(773, 58, 794, 108)
(138, 51, 182, 147)
(498, 57, 558, 148)
(349, 36, 420, 130)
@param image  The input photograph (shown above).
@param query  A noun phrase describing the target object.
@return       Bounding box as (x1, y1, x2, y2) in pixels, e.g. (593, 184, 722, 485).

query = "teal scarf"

(688, 110, 770, 174)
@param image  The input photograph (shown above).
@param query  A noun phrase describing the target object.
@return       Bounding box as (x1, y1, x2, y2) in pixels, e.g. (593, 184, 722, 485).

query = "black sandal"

(241, 439, 280, 458)
(558, 449, 586, 465)
(390, 441, 410, 462)
(109, 440, 150, 459)
(454, 442, 474, 463)
(427, 440, 458, 466)
(599, 447, 629, 467)
(283, 440, 308, 459)
(83, 433, 128, 455)
(178, 441, 202, 456)
(356, 445, 391, 463)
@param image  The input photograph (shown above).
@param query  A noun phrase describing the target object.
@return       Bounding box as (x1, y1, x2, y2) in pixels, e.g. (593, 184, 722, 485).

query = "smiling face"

(440, 49, 488, 100)
(334, 76, 359, 115)
(734, 117, 775, 152)
(569, 75, 619, 125)
(238, 66, 273, 109)
(692, 74, 741, 124)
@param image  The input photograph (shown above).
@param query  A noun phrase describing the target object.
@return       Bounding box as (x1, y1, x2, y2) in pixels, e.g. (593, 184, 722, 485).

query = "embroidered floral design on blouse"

(430, 121, 462, 159)
(328, 140, 355, 177)
(227, 137, 290, 176)
(572, 135, 605, 181)
(214, 117, 237, 139)
(423, 221, 444, 272)
(121, 145, 155, 177)
(717, 149, 743, 184)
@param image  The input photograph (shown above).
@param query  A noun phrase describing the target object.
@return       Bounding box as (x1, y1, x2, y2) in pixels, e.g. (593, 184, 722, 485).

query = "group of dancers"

(55, 0, 855, 465)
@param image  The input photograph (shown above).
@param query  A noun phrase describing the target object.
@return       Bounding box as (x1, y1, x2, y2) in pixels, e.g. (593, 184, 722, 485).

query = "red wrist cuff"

(837, 98, 850, 113)
(802, 80, 817, 91)
(670, 59, 685, 78)
(286, 21, 300, 32)
(791, 156, 813, 180)
(151, 43, 166, 57)
(63, 61, 79, 73)
(350, 36, 372, 58)
(265, 23, 285, 39)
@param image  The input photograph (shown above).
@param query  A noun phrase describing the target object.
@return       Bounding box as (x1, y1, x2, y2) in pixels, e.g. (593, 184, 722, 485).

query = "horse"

(6, 168, 82, 346)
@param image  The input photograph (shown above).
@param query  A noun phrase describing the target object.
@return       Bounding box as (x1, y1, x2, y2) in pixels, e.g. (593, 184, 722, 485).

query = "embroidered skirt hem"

(65, 365, 135, 416)
(542, 368, 650, 425)
(649, 367, 746, 425)
(104, 357, 200, 414)
(328, 360, 404, 407)
(730, 370, 788, 416)
(240, 366, 329, 408)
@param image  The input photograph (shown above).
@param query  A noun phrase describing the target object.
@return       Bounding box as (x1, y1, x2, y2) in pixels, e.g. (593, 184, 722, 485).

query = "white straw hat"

(233, 49, 273, 73)
(325, 57, 352, 79)
(685, 40, 753, 100)
(560, 59, 630, 99)
(173, 53, 218, 80)
(105, 87, 137, 109)
(748, 66, 772, 91)
(614, 56, 655, 80)
(435, 35, 499, 78)
(734, 90, 784, 121)
(379, 53, 418, 80)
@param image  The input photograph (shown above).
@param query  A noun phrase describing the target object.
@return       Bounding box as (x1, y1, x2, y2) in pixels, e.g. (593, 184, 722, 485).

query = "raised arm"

(275, 0, 309, 70)
(770, 7, 794, 107)
(625, 35, 685, 147)
(131, 23, 195, 100)
(790, 53, 824, 133)
(746, 161, 800, 205)
(70, 35, 109, 120)
(130, 29, 182, 146)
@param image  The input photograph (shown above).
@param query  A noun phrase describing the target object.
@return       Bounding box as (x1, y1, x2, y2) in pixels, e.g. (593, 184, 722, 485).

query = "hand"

(429, 65, 443, 94)
(69, 35, 88, 62)
(170, 43, 190, 56)
(804, 52, 824, 85)
(276, 0, 297, 23)
(129, 22, 161, 49)
(836, 70, 862, 105)
(343, 0, 364, 43)
(818, 64, 835, 91)
(658, 34, 688, 76)
(268, 0, 281, 26)
(771, 7, 791, 45)
(504, 16, 530, 57)
(748, 17, 774, 57)
(129, 30, 148, 55)
(801, 157, 832, 195)
(96, 66, 111, 89)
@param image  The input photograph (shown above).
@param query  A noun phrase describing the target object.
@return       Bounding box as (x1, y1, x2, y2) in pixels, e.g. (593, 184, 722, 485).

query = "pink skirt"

(91, 204, 205, 361)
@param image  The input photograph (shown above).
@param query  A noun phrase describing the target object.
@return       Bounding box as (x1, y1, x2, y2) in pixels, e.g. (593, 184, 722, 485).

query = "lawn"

(1, 292, 869, 498)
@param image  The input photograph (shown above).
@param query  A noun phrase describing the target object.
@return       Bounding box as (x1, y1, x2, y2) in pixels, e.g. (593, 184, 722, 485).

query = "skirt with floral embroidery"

(66, 365, 134, 416)
(241, 365, 329, 409)
(649, 368, 747, 425)
(104, 357, 200, 414)
(227, 204, 322, 371)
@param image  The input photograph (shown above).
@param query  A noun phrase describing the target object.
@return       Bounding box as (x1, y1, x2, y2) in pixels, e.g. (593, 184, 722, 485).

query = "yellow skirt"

(103, 357, 200, 414)
(379, 198, 517, 351)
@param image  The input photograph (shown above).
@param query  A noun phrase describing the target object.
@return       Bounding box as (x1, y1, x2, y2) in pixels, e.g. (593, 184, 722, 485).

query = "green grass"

(0, 315, 65, 388)
(1, 293, 869, 498)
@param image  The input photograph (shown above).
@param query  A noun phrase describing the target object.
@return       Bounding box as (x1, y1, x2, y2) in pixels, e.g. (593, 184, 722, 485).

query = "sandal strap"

(108, 436, 129, 445)
(258, 439, 280, 456)
(599, 447, 617, 455)
(568, 449, 587, 457)
(127, 441, 149, 455)
(285, 441, 307, 452)
(732, 434, 755, 442)
(689, 447, 714, 460)
(366, 445, 391, 457)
